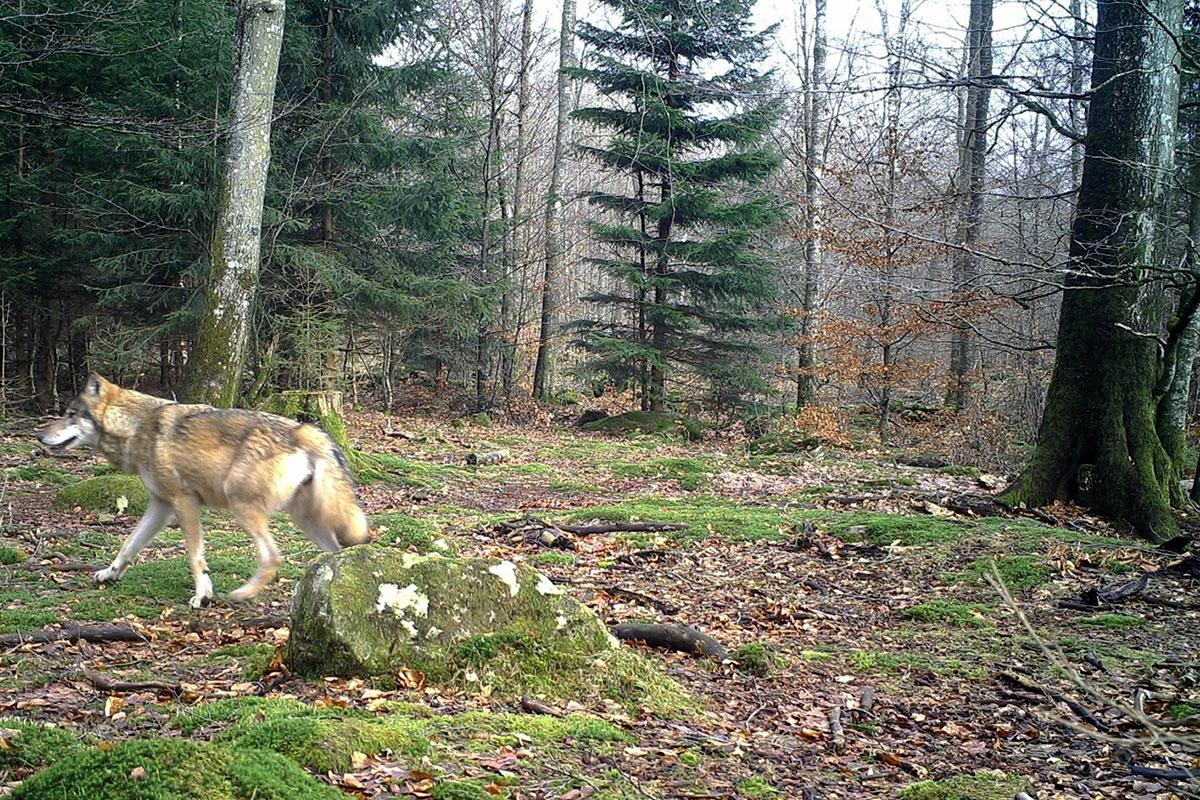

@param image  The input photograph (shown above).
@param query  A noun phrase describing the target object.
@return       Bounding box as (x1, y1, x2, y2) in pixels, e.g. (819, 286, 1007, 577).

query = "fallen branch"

(466, 450, 508, 466)
(613, 549, 676, 566)
(555, 520, 688, 535)
(0, 623, 146, 648)
(518, 695, 564, 717)
(828, 705, 846, 753)
(1129, 764, 1200, 781)
(999, 670, 1111, 733)
(604, 586, 680, 615)
(610, 622, 727, 660)
(77, 665, 180, 697)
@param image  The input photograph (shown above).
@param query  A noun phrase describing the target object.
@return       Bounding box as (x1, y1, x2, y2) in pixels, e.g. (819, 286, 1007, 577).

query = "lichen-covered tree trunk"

(998, 0, 1183, 542)
(796, 0, 827, 408)
(180, 0, 284, 407)
(532, 0, 577, 401)
(945, 0, 992, 412)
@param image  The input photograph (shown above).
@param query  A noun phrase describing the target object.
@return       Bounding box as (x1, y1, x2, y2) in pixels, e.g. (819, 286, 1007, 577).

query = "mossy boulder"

(900, 770, 1031, 800)
(581, 410, 702, 441)
(286, 547, 615, 680)
(52, 474, 150, 515)
(12, 738, 344, 800)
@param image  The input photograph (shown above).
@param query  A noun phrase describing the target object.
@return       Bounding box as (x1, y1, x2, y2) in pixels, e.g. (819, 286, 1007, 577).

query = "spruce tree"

(568, 0, 783, 411)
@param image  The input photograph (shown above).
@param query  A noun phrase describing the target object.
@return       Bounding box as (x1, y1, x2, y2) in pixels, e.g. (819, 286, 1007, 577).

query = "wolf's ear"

(85, 373, 106, 397)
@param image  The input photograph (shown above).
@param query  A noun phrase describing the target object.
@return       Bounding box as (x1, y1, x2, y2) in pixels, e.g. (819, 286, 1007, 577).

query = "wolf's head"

(38, 373, 115, 453)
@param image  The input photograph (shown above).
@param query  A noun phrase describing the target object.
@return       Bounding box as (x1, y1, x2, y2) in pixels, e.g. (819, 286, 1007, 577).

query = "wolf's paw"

(189, 574, 214, 609)
(95, 565, 122, 585)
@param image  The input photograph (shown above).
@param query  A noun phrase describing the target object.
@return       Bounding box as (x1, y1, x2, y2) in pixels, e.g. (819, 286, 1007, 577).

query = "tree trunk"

(180, 0, 285, 407)
(946, 0, 993, 412)
(998, 0, 1184, 541)
(500, 0, 536, 399)
(796, 0, 827, 408)
(532, 0, 577, 400)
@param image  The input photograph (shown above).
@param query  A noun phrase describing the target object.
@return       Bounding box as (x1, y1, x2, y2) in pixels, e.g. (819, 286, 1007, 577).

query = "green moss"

(581, 411, 702, 441)
(446, 711, 628, 744)
(736, 775, 780, 798)
(731, 642, 775, 676)
(748, 430, 819, 455)
(11, 739, 344, 800)
(52, 474, 150, 515)
(0, 544, 25, 565)
(8, 462, 73, 484)
(1078, 613, 1145, 629)
(432, 779, 495, 800)
(850, 650, 932, 674)
(0, 719, 82, 772)
(824, 511, 966, 546)
(900, 601, 992, 628)
(957, 556, 1053, 590)
(529, 552, 576, 566)
(899, 770, 1030, 800)
(563, 497, 789, 543)
(678, 749, 701, 767)
(373, 512, 451, 553)
(171, 697, 359, 735)
(609, 457, 712, 490)
(456, 632, 531, 667)
(215, 714, 431, 772)
(1168, 702, 1198, 719)
(204, 644, 276, 680)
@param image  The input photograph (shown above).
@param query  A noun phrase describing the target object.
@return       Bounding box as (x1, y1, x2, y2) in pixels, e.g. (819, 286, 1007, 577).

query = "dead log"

(0, 624, 146, 648)
(466, 450, 509, 466)
(77, 666, 180, 697)
(610, 622, 727, 660)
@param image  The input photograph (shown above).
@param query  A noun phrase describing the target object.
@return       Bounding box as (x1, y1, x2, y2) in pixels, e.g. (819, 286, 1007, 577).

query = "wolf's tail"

(292, 424, 371, 549)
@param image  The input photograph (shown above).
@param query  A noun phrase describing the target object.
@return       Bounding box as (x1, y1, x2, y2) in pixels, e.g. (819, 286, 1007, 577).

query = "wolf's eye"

(67, 410, 75, 418)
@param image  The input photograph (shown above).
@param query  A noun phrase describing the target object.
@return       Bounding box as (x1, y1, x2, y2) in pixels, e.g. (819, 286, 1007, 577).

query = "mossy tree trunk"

(998, 0, 1184, 542)
(180, 0, 285, 407)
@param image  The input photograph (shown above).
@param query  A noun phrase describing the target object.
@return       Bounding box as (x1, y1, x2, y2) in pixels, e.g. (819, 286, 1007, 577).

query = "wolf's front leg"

(96, 497, 174, 585)
(173, 495, 213, 608)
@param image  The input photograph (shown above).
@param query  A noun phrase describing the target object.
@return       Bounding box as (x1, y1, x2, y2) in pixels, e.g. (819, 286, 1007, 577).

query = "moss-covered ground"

(0, 411, 1196, 799)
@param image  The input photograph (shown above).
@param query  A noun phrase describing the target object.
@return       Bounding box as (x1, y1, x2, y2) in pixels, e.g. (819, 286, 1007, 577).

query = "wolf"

(37, 374, 371, 608)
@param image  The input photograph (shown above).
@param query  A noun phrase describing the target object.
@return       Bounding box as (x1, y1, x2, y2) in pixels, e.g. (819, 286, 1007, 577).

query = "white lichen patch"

(427, 626, 442, 637)
(432, 538, 451, 552)
(401, 552, 441, 568)
(535, 573, 562, 595)
(375, 583, 429, 617)
(488, 561, 521, 596)
(556, 614, 568, 630)
(606, 633, 622, 649)
(400, 619, 419, 639)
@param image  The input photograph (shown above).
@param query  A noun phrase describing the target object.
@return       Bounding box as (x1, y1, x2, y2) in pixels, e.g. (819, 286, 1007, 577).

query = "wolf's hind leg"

(226, 503, 280, 602)
(96, 497, 173, 585)
(173, 495, 213, 609)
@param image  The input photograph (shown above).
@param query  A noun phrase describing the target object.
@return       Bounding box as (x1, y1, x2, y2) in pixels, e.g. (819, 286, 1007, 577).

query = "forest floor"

(0, 409, 1196, 799)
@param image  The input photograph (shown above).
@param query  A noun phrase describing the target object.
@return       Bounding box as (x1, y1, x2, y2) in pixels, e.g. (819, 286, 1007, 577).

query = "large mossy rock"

(52, 474, 150, 515)
(12, 738, 343, 800)
(580, 410, 702, 441)
(286, 547, 614, 680)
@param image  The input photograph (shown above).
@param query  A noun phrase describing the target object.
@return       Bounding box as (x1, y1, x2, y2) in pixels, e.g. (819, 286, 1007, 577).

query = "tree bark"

(532, 0, 577, 400)
(180, 0, 285, 407)
(946, 0, 993, 412)
(998, 0, 1184, 541)
(796, 0, 827, 408)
